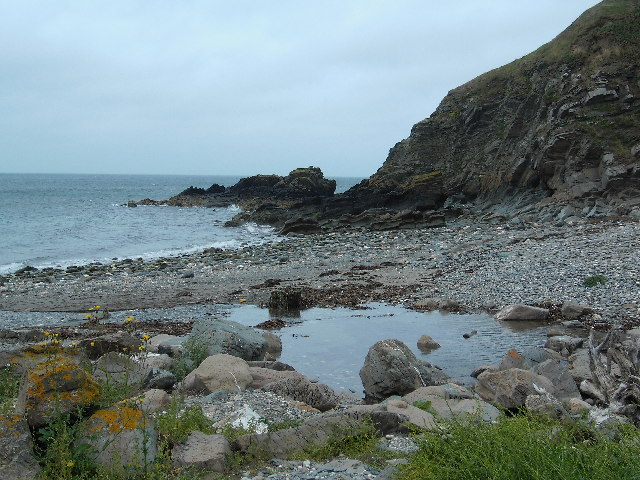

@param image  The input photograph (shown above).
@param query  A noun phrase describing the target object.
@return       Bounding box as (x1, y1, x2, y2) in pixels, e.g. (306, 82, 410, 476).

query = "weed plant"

(399, 413, 640, 480)
(0, 366, 20, 413)
(584, 274, 607, 287)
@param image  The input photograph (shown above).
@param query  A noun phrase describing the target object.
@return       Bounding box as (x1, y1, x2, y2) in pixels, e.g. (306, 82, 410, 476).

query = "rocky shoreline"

(1, 216, 638, 327)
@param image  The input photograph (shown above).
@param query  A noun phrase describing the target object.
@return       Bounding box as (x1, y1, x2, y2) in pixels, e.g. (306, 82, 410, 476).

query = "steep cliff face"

(347, 0, 640, 217)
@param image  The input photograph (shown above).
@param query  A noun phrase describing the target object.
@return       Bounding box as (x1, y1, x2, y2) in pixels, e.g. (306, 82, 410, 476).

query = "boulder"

(16, 353, 100, 428)
(171, 432, 231, 473)
(545, 335, 584, 356)
(80, 331, 142, 360)
(498, 349, 532, 371)
(260, 376, 340, 412)
(568, 348, 593, 383)
(385, 399, 436, 429)
(142, 353, 174, 370)
(146, 368, 177, 390)
(261, 332, 282, 359)
(496, 304, 549, 321)
(233, 405, 404, 458)
(475, 368, 556, 409)
(138, 389, 171, 414)
(248, 367, 304, 389)
(359, 339, 449, 403)
(93, 352, 154, 390)
(560, 302, 594, 319)
(533, 359, 581, 401)
(417, 335, 441, 351)
(189, 319, 267, 361)
(147, 334, 186, 355)
(525, 394, 568, 419)
(182, 354, 252, 394)
(0, 414, 41, 480)
(80, 404, 157, 474)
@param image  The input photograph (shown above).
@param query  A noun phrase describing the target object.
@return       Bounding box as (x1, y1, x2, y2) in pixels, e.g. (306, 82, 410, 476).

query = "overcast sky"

(1, 1, 601, 178)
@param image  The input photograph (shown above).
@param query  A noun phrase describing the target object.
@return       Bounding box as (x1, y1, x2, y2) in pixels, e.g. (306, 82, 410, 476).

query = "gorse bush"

(399, 413, 640, 480)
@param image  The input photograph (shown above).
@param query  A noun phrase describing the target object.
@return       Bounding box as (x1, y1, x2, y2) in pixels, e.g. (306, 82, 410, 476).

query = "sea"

(0, 173, 363, 275)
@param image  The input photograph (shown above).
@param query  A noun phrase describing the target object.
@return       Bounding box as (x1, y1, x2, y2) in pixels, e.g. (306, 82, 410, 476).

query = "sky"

(0, 1, 601, 178)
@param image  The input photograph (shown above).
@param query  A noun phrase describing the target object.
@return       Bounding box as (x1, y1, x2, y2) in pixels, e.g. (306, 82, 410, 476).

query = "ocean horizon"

(0, 173, 363, 275)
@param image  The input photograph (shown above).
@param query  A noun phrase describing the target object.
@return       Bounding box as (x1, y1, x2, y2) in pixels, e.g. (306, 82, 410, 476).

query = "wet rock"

(189, 318, 267, 361)
(279, 217, 321, 235)
(182, 354, 252, 394)
(261, 332, 282, 359)
(417, 335, 440, 351)
(171, 432, 231, 473)
(359, 339, 449, 404)
(496, 304, 549, 321)
(0, 414, 41, 480)
(475, 368, 555, 409)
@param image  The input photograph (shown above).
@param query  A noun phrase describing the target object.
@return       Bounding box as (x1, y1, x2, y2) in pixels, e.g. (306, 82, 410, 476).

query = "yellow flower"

(125, 316, 133, 322)
(239, 298, 247, 303)
(44, 332, 50, 336)
(71, 342, 77, 347)
(86, 314, 92, 319)
(95, 305, 101, 310)
(138, 346, 145, 351)
(66, 460, 74, 468)
(142, 334, 150, 341)
(90, 342, 95, 347)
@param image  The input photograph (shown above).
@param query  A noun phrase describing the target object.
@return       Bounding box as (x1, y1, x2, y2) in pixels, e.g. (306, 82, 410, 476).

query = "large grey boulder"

(359, 339, 449, 403)
(189, 318, 268, 361)
(533, 359, 581, 401)
(496, 304, 549, 321)
(171, 432, 231, 473)
(475, 368, 556, 409)
(260, 376, 340, 412)
(0, 414, 41, 480)
(182, 354, 252, 394)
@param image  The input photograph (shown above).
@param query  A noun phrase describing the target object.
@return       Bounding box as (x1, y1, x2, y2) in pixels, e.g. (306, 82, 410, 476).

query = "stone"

(471, 365, 497, 378)
(138, 389, 171, 414)
(248, 367, 304, 389)
(148, 334, 186, 356)
(80, 404, 157, 474)
(568, 348, 592, 383)
(533, 359, 581, 401)
(560, 302, 594, 319)
(142, 353, 174, 370)
(417, 335, 441, 351)
(261, 332, 282, 359)
(93, 352, 154, 390)
(525, 394, 568, 419)
(260, 376, 340, 412)
(16, 353, 100, 428)
(0, 414, 41, 480)
(80, 331, 142, 360)
(567, 397, 592, 414)
(171, 432, 231, 473)
(146, 368, 177, 390)
(579, 380, 607, 404)
(496, 304, 549, 321)
(385, 401, 436, 429)
(545, 335, 584, 356)
(182, 354, 252, 394)
(359, 339, 449, 403)
(233, 406, 405, 458)
(498, 349, 531, 370)
(189, 319, 267, 361)
(475, 368, 556, 409)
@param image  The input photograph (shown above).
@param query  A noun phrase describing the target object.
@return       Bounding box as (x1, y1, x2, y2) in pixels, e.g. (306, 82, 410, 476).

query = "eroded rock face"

(359, 339, 449, 403)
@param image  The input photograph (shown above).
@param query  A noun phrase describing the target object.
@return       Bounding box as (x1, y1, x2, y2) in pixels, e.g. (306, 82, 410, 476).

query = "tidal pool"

(224, 303, 551, 394)
(0, 302, 552, 395)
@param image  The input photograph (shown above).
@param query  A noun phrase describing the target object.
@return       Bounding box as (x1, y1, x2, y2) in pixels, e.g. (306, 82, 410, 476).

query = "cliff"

(343, 0, 640, 219)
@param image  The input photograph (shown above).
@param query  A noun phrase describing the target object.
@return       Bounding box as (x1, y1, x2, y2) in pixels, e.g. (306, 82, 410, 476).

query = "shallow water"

(0, 302, 551, 394)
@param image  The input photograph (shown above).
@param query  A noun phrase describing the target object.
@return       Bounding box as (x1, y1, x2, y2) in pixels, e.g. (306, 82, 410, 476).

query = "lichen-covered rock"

(171, 432, 231, 473)
(182, 354, 252, 394)
(0, 414, 41, 480)
(16, 353, 100, 428)
(80, 404, 157, 474)
(359, 339, 449, 403)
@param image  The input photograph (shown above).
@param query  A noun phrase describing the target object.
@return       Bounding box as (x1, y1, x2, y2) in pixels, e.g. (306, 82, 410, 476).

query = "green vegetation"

(399, 414, 640, 480)
(584, 274, 607, 287)
(156, 395, 215, 448)
(412, 400, 438, 417)
(0, 366, 20, 413)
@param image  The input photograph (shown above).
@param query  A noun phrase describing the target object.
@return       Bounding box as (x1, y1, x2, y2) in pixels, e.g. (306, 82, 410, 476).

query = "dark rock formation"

(342, 0, 640, 218)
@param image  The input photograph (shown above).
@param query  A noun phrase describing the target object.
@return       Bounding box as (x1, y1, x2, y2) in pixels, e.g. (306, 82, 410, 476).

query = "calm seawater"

(0, 173, 362, 275)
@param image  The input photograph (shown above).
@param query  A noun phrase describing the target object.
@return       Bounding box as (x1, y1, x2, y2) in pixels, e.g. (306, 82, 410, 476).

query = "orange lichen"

(90, 406, 144, 434)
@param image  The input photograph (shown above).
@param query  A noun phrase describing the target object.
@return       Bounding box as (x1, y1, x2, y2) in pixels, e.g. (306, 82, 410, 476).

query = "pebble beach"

(1, 216, 638, 326)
